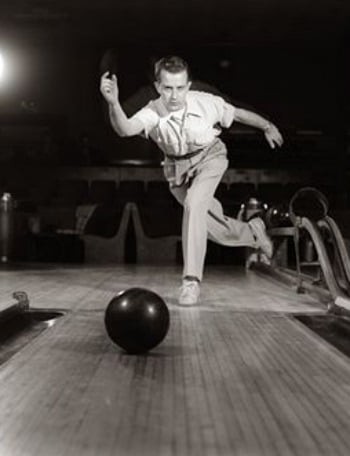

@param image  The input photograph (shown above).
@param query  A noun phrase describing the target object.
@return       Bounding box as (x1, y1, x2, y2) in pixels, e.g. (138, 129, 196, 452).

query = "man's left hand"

(264, 124, 284, 149)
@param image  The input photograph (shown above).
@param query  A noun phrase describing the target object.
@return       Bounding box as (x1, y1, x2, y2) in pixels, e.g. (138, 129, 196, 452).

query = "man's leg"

(169, 154, 271, 304)
(181, 159, 228, 282)
(170, 154, 256, 282)
(169, 182, 202, 306)
(206, 196, 272, 258)
(207, 198, 255, 246)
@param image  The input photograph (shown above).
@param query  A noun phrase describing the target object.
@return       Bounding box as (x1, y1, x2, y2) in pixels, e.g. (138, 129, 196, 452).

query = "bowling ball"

(265, 204, 292, 228)
(289, 187, 328, 223)
(238, 197, 267, 222)
(104, 288, 170, 354)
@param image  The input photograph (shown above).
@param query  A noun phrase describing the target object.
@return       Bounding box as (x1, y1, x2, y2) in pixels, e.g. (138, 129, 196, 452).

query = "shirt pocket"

(185, 126, 215, 147)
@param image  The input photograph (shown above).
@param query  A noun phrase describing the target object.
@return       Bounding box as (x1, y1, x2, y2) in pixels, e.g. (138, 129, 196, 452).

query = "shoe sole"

(249, 218, 273, 258)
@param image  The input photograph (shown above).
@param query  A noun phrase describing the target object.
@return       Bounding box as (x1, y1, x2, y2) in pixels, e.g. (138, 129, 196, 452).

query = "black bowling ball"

(104, 288, 170, 354)
(265, 204, 292, 228)
(238, 197, 267, 222)
(289, 187, 328, 222)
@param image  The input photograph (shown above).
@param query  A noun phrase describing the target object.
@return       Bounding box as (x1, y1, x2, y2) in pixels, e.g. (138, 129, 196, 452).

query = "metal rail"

(318, 216, 350, 286)
(255, 217, 350, 312)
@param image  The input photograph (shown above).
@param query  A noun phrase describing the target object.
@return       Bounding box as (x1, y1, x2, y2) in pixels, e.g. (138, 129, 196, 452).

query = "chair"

(130, 202, 181, 263)
(38, 205, 77, 232)
(89, 180, 117, 204)
(146, 181, 176, 206)
(117, 181, 145, 205)
(80, 202, 132, 263)
(52, 179, 89, 205)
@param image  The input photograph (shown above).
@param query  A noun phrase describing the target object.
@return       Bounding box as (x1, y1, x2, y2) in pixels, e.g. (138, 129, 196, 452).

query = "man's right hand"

(100, 72, 119, 105)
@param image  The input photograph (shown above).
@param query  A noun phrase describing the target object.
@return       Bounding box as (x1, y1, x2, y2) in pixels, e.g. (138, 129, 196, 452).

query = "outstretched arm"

(234, 108, 284, 149)
(100, 72, 144, 137)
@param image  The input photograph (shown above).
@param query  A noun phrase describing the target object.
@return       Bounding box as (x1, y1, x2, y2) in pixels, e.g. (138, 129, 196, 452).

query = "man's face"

(155, 69, 191, 112)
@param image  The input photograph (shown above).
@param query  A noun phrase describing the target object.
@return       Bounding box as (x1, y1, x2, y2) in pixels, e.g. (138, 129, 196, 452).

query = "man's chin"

(168, 104, 183, 112)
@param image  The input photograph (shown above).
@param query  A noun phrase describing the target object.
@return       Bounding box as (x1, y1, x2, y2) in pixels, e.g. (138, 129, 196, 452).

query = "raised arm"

(100, 72, 144, 137)
(234, 107, 284, 149)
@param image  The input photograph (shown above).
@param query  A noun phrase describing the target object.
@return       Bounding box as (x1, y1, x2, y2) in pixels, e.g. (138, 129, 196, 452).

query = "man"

(100, 55, 283, 306)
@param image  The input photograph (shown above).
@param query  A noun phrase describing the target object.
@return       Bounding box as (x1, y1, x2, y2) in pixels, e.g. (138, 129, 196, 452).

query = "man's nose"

(171, 89, 178, 99)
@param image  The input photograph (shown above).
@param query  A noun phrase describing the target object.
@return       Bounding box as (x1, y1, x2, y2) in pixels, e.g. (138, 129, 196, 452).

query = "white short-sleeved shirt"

(131, 90, 236, 157)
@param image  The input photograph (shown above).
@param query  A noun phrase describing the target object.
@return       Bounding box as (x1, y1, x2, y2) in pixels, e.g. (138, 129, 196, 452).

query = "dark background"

(0, 0, 349, 263)
(0, 0, 349, 166)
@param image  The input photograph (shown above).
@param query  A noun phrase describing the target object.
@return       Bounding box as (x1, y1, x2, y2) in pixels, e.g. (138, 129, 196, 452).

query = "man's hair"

(154, 56, 191, 82)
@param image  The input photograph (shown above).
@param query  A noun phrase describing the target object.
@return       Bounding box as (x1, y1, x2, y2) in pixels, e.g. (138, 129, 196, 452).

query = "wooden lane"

(0, 303, 350, 454)
(0, 264, 323, 314)
(0, 264, 345, 455)
(0, 266, 344, 456)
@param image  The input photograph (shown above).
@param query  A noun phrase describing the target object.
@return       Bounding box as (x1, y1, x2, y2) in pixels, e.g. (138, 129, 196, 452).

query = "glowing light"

(0, 53, 4, 81)
(0, 46, 23, 91)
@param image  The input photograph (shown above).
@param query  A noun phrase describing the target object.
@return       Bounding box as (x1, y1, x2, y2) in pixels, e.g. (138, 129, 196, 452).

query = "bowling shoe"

(179, 279, 200, 306)
(248, 217, 273, 259)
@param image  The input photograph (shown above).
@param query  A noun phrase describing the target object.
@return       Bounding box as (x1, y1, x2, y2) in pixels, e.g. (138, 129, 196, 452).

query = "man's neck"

(160, 99, 187, 116)
(170, 106, 185, 116)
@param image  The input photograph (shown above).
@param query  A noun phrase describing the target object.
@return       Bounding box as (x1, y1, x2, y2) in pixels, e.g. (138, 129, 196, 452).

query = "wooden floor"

(0, 264, 350, 456)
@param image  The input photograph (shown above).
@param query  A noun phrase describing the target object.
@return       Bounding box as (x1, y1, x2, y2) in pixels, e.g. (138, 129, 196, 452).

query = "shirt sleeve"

(130, 105, 159, 138)
(210, 94, 236, 128)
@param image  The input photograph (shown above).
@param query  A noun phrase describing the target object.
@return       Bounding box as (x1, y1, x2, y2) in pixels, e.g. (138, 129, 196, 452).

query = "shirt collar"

(185, 93, 203, 118)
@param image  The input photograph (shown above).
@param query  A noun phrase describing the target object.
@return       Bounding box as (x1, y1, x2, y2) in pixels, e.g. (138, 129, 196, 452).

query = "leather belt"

(165, 149, 204, 161)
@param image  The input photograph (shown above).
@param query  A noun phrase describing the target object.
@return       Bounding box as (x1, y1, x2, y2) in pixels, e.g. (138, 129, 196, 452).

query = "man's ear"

(154, 81, 161, 95)
(188, 80, 192, 90)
